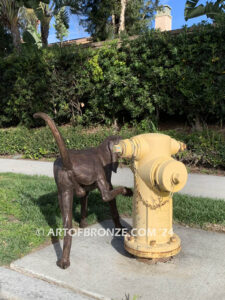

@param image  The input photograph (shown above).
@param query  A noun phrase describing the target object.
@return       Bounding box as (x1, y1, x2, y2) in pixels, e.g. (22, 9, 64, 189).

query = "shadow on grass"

(73, 190, 113, 224)
(22, 188, 132, 261)
(20, 190, 63, 260)
(36, 191, 63, 260)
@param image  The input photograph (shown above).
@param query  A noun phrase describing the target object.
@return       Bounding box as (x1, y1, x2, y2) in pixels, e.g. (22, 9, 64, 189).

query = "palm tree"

(34, 1, 75, 47)
(54, 7, 69, 45)
(185, 0, 224, 21)
(0, 0, 21, 50)
(0, 0, 49, 50)
(20, 7, 42, 47)
(19, 6, 39, 33)
(35, 2, 52, 46)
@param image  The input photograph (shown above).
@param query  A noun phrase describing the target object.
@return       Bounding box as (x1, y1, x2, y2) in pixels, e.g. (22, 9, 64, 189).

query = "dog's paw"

(57, 258, 70, 269)
(122, 187, 133, 197)
(79, 220, 89, 228)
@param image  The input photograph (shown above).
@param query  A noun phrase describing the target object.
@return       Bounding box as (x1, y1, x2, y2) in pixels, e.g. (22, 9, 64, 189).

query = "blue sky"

(48, 0, 210, 44)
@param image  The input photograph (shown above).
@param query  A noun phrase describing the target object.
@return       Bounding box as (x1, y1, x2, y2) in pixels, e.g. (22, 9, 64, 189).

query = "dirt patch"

(81, 126, 105, 134)
(8, 215, 20, 223)
(188, 166, 225, 177)
(174, 220, 225, 234)
(204, 223, 225, 233)
(159, 120, 189, 131)
(137, 257, 173, 264)
(0, 155, 55, 162)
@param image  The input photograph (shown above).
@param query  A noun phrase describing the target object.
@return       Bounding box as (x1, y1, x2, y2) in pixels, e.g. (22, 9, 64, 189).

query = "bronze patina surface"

(34, 113, 132, 269)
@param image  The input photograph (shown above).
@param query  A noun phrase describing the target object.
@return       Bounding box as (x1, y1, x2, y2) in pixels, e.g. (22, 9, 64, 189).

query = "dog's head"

(101, 135, 122, 173)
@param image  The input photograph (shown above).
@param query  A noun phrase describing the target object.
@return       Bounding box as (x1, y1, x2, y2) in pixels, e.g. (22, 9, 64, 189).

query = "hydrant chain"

(133, 162, 173, 209)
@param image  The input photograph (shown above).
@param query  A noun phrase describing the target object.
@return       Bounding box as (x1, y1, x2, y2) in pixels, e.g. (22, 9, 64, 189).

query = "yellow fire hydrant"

(114, 133, 188, 259)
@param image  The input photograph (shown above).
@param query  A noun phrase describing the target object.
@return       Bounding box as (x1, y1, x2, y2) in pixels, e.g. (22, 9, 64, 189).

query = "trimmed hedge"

(0, 125, 225, 170)
(0, 23, 224, 128)
(0, 125, 136, 159)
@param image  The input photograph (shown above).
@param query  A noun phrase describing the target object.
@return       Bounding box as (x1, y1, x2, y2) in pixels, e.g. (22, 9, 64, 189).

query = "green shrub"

(168, 128, 225, 168)
(123, 24, 225, 126)
(0, 125, 135, 159)
(0, 22, 224, 128)
(0, 48, 53, 127)
(0, 25, 13, 57)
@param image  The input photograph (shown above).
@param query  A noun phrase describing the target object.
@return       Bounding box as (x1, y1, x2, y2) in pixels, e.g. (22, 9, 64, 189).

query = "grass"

(0, 172, 225, 266)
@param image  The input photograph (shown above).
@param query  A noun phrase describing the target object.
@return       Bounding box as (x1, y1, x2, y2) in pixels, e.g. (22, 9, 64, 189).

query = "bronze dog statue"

(33, 112, 132, 269)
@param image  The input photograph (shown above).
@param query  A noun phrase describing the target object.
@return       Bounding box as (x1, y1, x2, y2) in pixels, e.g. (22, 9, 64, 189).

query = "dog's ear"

(107, 138, 121, 173)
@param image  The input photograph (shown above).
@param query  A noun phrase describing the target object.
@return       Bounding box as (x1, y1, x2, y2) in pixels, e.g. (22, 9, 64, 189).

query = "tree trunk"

(194, 115, 202, 131)
(118, 0, 127, 35)
(112, 13, 116, 35)
(113, 117, 119, 131)
(11, 23, 21, 51)
(41, 20, 50, 47)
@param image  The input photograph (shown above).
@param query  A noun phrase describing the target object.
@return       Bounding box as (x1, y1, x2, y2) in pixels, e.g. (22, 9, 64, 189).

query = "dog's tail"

(33, 112, 71, 170)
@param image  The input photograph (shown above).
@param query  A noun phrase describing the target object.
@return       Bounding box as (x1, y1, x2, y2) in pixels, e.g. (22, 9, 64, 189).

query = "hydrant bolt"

(170, 236, 177, 243)
(150, 240, 156, 246)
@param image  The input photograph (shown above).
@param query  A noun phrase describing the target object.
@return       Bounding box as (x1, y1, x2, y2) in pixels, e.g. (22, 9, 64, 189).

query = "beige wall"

(155, 15, 172, 31)
(155, 5, 172, 31)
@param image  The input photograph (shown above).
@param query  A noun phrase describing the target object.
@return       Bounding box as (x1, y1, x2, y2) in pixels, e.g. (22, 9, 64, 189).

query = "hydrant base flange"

(124, 234, 181, 259)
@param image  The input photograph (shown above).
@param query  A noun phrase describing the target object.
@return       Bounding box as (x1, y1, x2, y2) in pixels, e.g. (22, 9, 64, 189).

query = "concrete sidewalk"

(0, 158, 225, 199)
(1, 158, 225, 299)
(10, 218, 225, 300)
(0, 267, 92, 300)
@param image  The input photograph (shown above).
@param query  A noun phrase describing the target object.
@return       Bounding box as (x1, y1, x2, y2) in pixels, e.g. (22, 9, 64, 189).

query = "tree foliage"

(0, 24, 13, 55)
(78, 0, 161, 41)
(54, 7, 69, 44)
(125, 0, 161, 35)
(185, 0, 225, 20)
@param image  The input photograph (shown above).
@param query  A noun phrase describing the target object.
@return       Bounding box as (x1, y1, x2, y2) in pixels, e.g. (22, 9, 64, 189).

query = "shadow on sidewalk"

(22, 189, 131, 261)
(99, 218, 133, 259)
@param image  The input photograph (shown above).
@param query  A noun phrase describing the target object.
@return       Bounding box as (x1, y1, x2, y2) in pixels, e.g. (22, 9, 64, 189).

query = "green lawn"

(0, 172, 225, 265)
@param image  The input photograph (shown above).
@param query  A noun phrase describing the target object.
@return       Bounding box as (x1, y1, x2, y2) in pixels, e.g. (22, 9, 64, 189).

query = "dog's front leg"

(108, 198, 123, 228)
(79, 194, 89, 228)
(106, 183, 122, 228)
(57, 188, 73, 269)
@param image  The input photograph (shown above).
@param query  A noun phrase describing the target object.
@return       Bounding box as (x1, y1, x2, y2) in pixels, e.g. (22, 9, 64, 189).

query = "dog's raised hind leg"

(97, 177, 132, 202)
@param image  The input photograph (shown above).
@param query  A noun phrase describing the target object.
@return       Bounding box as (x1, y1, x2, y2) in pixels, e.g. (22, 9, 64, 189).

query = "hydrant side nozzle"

(179, 142, 187, 151)
(155, 159, 188, 192)
(171, 138, 187, 155)
(113, 139, 136, 159)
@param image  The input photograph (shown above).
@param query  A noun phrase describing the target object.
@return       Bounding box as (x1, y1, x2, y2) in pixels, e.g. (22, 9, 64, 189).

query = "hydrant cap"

(156, 160, 188, 192)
